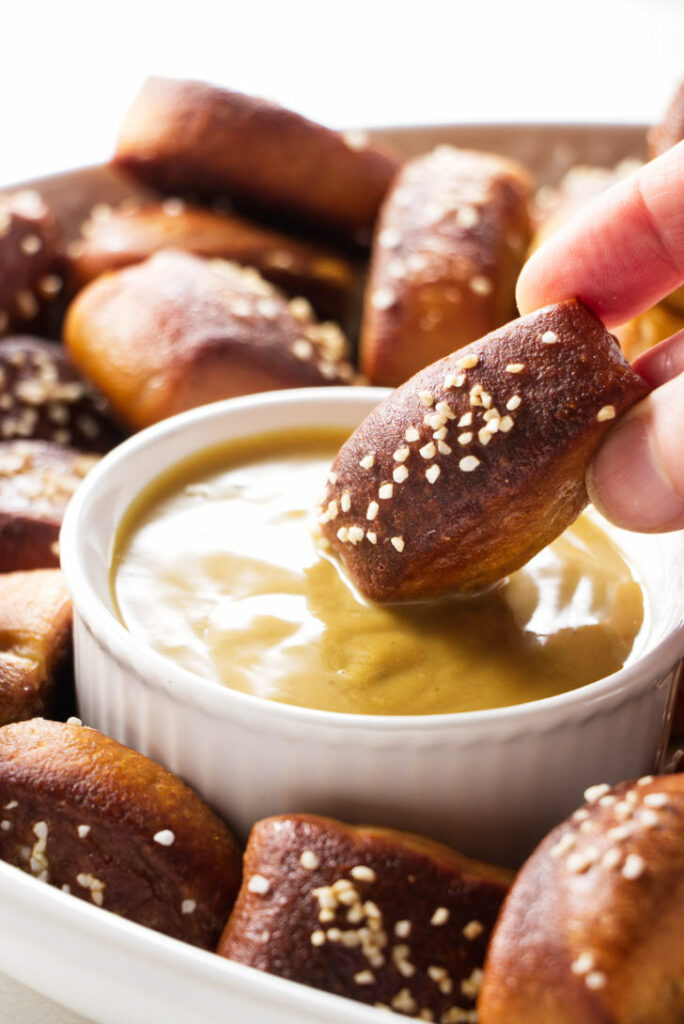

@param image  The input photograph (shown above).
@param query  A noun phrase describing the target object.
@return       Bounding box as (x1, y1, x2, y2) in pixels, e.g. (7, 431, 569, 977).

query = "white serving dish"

(0, 853, 389, 1024)
(60, 386, 684, 868)
(2, 121, 683, 1024)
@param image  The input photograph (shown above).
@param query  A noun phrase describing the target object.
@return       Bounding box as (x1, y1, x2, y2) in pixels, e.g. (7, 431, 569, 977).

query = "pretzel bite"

(64, 250, 354, 430)
(0, 570, 71, 726)
(319, 300, 649, 602)
(0, 337, 125, 452)
(0, 190, 64, 336)
(0, 440, 97, 572)
(69, 201, 357, 324)
(360, 146, 533, 386)
(648, 80, 684, 158)
(113, 77, 400, 238)
(219, 813, 511, 1018)
(479, 773, 684, 1023)
(0, 718, 241, 949)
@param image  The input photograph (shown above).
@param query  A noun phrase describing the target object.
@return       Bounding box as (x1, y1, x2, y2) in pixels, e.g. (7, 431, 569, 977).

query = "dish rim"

(60, 385, 684, 732)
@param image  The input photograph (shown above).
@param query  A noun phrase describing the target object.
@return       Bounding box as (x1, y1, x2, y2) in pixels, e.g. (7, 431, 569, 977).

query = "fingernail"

(587, 410, 684, 532)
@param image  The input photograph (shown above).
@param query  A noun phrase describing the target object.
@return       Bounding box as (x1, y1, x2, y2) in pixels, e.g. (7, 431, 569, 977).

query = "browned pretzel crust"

(68, 201, 357, 324)
(0, 718, 241, 949)
(479, 773, 684, 1024)
(0, 190, 64, 337)
(0, 570, 72, 726)
(64, 250, 355, 430)
(0, 337, 125, 453)
(113, 77, 400, 237)
(319, 300, 649, 601)
(219, 813, 511, 1018)
(0, 440, 97, 572)
(360, 146, 532, 386)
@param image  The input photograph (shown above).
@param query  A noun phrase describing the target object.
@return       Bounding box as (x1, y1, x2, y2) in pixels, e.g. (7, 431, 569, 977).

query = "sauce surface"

(112, 429, 644, 715)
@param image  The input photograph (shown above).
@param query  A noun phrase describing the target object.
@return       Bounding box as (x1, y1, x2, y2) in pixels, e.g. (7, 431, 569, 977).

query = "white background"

(0, 0, 682, 1019)
(1, 0, 683, 185)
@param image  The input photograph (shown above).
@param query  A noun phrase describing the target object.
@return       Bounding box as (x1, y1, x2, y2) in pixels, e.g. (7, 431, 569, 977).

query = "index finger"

(516, 141, 684, 329)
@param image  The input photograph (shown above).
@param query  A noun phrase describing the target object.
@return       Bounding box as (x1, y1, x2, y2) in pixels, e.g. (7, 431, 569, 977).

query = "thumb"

(587, 366, 684, 532)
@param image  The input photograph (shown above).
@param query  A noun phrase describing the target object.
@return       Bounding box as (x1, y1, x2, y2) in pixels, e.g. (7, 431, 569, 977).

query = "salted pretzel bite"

(219, 813, 511, 1019)
(360, 146, 532, 386)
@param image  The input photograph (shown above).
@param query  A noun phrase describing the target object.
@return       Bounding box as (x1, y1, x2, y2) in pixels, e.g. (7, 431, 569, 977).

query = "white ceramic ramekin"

(60, 387, 684, 866)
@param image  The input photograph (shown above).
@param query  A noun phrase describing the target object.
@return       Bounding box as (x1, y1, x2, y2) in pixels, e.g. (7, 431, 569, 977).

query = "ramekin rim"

(61, 387, 684, 733)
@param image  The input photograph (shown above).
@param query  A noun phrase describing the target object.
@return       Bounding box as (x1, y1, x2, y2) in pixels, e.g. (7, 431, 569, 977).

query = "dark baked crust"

(0, 336, 126, 452)
(113, 77, 400, 237)
(0, 718, 241, 949)
(0, 190, 65, 337)
(0, 440, 97, 571)
(64, 250, 354, 430)
(360, 146, 533, 386)
(648, 81, 684, 158)
(68, 201, 358, 324)
(218, 813, 511, 1018)
(479, 773, 684, 1024)
(319, 299, 649, 601)
(0, 570, 72, 726)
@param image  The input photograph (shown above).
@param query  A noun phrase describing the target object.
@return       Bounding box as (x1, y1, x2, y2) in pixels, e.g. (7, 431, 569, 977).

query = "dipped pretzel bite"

(0, 440, 96, 572)
(0, 718, 241, 950)
(63, 250, 355, 431)
(218, 813, 511, 1019)
(113, 77, 400, 238)
(0, 336, 125, 453)
(479, 773, 684, 1024)
(68, 201, 358, 324)
(0, 190, 64, 337)
(360, 146, 533, 386)
(318, 300, 649, 602)
(0, 570, 71, 726)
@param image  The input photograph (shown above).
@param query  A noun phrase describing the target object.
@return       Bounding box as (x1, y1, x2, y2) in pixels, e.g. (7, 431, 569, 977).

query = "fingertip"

(515, 144, 684, 326)
(587, 391, 684, 533)
(631, 327, 684, 387)
(514, 250, 539, 318)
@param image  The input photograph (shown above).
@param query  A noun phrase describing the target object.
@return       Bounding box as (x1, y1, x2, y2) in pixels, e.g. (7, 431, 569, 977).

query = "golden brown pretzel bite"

(0, 336, 125, 453)
(360, 146, 532, 386)
(0, 718, 241, 949)
(69, 201, 357, 324)
(113, 77, 400, 238)
(0, 570, 71, 726)
(64, 250, 355, 431)
(479, 773, 684, 1024)
(0, 190, 64, 337)
(219, 813, 511, 1019)
(319, 300, 648, 602)
(0, 440, 96, 572)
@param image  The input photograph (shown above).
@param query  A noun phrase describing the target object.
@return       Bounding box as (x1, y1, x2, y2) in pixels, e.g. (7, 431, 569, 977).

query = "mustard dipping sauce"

(111, 428, 644, 716)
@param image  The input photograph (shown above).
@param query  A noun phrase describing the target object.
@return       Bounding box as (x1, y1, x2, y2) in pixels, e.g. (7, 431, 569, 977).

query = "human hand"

(517, 141, 684, 532)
